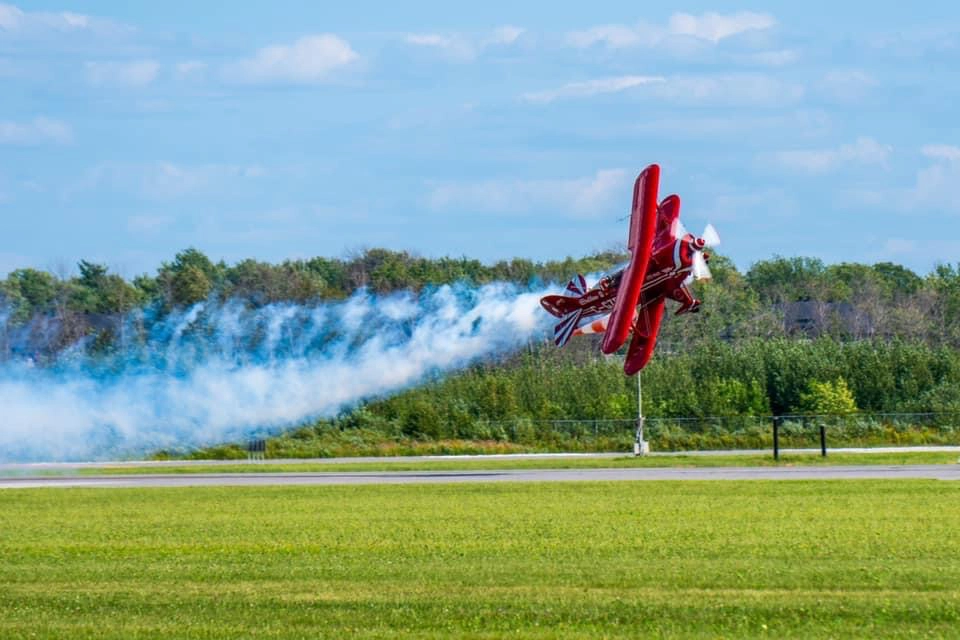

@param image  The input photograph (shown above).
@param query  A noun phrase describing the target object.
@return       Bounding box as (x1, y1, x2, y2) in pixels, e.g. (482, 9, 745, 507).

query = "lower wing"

(623, 297, 666, 375)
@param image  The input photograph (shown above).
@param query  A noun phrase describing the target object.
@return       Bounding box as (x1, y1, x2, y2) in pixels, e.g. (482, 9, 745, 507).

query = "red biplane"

(540, 164, 719, 375)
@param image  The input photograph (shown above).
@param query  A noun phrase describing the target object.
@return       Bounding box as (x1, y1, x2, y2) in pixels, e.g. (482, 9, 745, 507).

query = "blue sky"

(2, 1, 960, 278)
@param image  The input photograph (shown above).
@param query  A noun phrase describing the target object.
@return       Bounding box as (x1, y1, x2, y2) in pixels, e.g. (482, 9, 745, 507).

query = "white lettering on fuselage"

(577, 259, 692, 320)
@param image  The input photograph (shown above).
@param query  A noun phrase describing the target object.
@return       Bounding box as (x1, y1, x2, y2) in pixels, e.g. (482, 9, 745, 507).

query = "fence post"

(819, 424, 827, 457)
(773, 417, 780, 461)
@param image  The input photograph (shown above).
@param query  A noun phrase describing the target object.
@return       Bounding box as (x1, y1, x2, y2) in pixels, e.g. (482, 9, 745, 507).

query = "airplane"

(540, 164, 719, 375)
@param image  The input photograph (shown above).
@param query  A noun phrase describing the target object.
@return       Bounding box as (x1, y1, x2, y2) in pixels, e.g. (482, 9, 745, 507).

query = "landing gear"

(673, 286, 701, 315)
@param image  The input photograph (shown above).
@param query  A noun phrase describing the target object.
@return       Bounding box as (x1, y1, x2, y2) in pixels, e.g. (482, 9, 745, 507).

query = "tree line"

(2, 248, 959, 357)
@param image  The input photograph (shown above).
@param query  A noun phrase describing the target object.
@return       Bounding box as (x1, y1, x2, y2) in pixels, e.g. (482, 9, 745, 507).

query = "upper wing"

(623, 297, 666, 375)
(655, 194, 681, 249)
(601, 164, 660, 355)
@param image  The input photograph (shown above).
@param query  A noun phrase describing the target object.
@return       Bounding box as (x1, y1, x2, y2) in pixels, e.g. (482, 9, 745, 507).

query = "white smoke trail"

(0, 282, 554, 461)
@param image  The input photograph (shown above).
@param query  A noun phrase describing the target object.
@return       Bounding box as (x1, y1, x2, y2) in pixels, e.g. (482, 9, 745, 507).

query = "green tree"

(873, 262, 922, 298)
(157, 248, 222, 308)
(746, 256, 826, 303)
(797, 378, 859, 415)
(72, 261, 140, 313)
(6, 268, 58, 316)
(171, 265, 212, 307)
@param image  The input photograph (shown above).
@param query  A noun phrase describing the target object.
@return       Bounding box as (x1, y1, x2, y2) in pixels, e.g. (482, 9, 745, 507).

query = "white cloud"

(523, 73, 801, 107)
(0, 3, 129, 36)
(0, 117, 72, 144)
(486, 25, 525, 45)
(427, 169, 630, 218)
(69, 162, 267, 200)
(668, 12, 776, 44)
(921, 144, 960, 162)
(175, 60, 207, 79)
(404, 33, 475, 60)
(404, 25, 525, 61)
(226, 34, 358, 84)
(567, 24, 653, 48)
(742, 49, 799, 66)
(1, 3, 85, 31)
(652, 74, 803, 107)
(406, 34, 452, 47)
(900, 148, 960, 213)
(142, 163, 266, 198)
(770, 137, 892, 173)
(845, 145, 960, 215)
(568, 11, 775, 48)
(0, 3, 23, 29)
(820, 70, 877, 102)
(84, 60, 159, 87)
(523, 75, 665, 103)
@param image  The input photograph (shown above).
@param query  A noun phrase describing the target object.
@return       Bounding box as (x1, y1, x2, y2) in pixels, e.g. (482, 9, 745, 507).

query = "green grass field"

(2, 481, 959, 638)
(66, 449, 960, 475)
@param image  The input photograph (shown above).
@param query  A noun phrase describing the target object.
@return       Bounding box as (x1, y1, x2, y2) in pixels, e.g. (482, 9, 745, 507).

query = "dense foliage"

(260, 337, 958, 455)
(3, 248, 959, 453)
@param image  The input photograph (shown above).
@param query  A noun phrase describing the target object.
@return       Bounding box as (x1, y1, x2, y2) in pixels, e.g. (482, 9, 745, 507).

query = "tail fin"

(565, 274, 588, 296)
(553, 309, 582, 347)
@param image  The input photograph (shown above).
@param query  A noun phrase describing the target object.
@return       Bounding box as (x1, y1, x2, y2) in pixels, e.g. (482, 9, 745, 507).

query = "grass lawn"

(1, 481, 959, 638)
(68, 449, 960, 475)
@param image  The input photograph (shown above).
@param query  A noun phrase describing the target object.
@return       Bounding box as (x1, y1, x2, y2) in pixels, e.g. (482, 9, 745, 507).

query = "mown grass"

(2, 481, 959, 638)
(70, 450, 960, 475)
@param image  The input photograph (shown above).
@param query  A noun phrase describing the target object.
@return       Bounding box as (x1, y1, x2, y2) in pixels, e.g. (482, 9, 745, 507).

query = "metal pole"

(773, 417, 780, 461)
(634, 372, 648, 456)
(820, 424, 827, 457)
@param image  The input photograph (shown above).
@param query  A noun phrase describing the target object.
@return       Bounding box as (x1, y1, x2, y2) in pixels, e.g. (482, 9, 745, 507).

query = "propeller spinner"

(684, 223, 721, 283)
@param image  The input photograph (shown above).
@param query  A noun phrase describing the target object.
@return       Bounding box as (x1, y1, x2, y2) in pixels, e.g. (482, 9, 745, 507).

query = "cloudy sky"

(2, 1, 959, 278)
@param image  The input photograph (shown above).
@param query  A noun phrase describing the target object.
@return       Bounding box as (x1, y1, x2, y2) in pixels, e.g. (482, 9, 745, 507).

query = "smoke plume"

(0, 282, 552, 461)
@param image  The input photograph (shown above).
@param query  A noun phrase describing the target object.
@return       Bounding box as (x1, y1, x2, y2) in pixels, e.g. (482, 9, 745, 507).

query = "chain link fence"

(475, 412, 960, 451)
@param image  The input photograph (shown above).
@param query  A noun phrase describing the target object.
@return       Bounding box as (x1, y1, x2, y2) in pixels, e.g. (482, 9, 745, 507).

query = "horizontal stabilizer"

(553, 310, 582, 347)
(540, 294, 580, 318)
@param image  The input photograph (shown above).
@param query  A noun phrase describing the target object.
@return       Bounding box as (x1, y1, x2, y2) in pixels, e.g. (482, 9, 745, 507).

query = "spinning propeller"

(673, 222, 720, 284)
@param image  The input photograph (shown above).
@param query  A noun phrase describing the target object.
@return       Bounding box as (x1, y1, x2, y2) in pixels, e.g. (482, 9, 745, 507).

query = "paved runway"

(4, 446, 959, 474)
(2, 464, 958, 489)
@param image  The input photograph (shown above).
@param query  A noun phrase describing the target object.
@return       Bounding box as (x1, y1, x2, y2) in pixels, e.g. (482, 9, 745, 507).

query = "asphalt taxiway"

(2, 464, 958, 489)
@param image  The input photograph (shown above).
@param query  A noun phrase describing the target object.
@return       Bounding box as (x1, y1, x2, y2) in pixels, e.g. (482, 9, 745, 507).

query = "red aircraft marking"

(600, 164, 659, 356)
